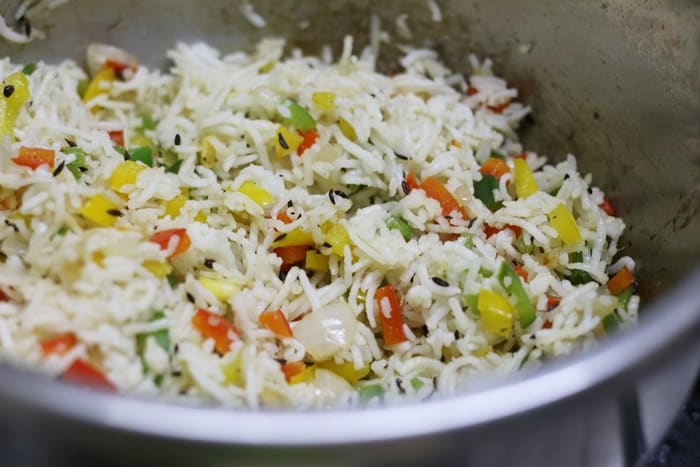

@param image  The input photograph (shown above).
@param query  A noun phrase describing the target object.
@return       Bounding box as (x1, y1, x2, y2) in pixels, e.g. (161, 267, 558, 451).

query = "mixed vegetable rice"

(0, 37, 639, 408)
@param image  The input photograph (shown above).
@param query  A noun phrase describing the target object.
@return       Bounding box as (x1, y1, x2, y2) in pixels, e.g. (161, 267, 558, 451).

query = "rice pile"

(0, 36, 639, 409)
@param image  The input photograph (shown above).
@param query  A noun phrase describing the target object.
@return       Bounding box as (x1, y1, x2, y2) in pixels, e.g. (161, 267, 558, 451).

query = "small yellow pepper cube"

(143, 260, 173, 278)
(108, 160, 146, 192)
(80, 194, 121, 227)
(549, 203, 582, 246)
(199, 277, 241, 301)
(323, 223, 351, 257)
(289, 364, 316, 385)
(477, 289, 515, 337)
(82, 68, 116, 103)
(318, 360, 369, 384)
(513, 158, 539, 199)
(312, 91, 336, 110)
(274, 126, 303, 158)
(238, 181, 274, 206)
(305, 250, 329, 272)
(338, 118, 356, 141)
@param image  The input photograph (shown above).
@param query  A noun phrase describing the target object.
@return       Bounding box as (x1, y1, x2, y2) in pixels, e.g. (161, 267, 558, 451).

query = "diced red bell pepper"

(149, 228, 191, 258)
(375, 284, 406, 345)
(405, 171, 420, 193)
(62, 358, 116, 392)
(608, 267, 634, 295)
(420, 176, 468, 219)
(487, 100, 511, 113)
(41, 333, 78, 356)
(192, 308, 240, 355)
(297, 129, 319, 156)
(513, 264, 528, 282)
(12, 146, 55, 169)
(466, 85, 479, 96)
(274, 245, 311, 272)
(259, 310, 293, 338)
(599, 197, 616, 216)
(484, 224, 522, 238)
(546, 295, 561, 311)
(108, 130, 125, 146)
(480, 157, 510, 179)
(276, 210, 293, 224)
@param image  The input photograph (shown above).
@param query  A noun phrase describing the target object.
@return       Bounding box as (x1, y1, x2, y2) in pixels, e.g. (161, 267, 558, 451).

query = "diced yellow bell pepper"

(549, 203, 582, 246)
(143, 260, 172, 278)
(199, 276, 241, 301)
(92, 251, 105, 266)
(272, 227, 314, 247)
(130, 134, 153, 148)
(338, 118, 356, 141)
(323, 222, 351, 257)
(318, 360, 369, 384)
(194, 210, 208, 223)
(82, 67, 116, 104)
(305, 250, 329, 272)
(274, 126, 303, 158)
(513, 158, 539, 199)
(312, 91, 336, 110)
(221, 352, 244, 386)
(259, 61, 276, 73)
(80, 194, 121, 227)
(289, 364, 316, 385)
(0, 71, 31, 140)
(108, 160, 146, 192)
(164, 195, 187, 218)
(199, 136, 218, 167)
(477, 289, 515, 337)
(238, 181, 274, 206)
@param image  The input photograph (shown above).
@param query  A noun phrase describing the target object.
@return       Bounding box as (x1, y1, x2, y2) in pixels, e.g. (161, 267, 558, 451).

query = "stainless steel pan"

(0, 1, 698, 465)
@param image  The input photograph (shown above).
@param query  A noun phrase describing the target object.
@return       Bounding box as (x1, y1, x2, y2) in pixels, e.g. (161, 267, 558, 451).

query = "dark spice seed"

(52, 160, 65, 177)
(394, 151, 409, 160)
(401, 180, 409, 195)
(204, 258, 215, 268)
(22, 17, 31, 37)
(174, 344, 179, 353)
(274, 233, 287, 242)
(322, 242, 332, 248)
(432, 377, 438, 388)
(454, 330, 460, 340)
(275, 358, 287, 365)
(123, 151, 131, 161)
(396, 378, 405, 394)
(4, 219, 19, 232)
(107, 209, 124, 217)
(78, 166, 88, 173)
(587, 187, 593, 194)
(333, 190, 348, 199)
(174, 134, 181, 146)
(328, 190, 336, 204)
(3, 85, 15, 98)
(171, 370, 182, 377)
(287, 200, 293, 208)
(278, 132, 289, 150)
(564, 174, 570, 180)
(65, 138, 77, 147)
(185, 292, 195, 303)
(432, 276, 449, 287)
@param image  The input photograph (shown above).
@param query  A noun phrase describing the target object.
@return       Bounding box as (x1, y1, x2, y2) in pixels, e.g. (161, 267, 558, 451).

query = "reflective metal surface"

(0, 1, 698, 465)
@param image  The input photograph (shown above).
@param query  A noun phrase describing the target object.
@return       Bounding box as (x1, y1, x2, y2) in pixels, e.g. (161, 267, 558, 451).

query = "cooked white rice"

(0, 36, 638, 409)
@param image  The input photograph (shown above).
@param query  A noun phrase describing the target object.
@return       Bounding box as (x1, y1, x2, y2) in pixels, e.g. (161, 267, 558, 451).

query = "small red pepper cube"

(149, 228, 191, 258)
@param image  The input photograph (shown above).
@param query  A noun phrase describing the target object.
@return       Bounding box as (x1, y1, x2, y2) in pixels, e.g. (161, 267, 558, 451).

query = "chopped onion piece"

(293, 300, 357, 361)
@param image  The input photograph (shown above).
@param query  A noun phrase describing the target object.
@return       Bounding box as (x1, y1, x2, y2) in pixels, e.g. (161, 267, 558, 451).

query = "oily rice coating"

(0, 36, 638, 408)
